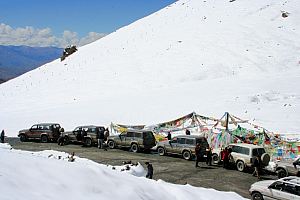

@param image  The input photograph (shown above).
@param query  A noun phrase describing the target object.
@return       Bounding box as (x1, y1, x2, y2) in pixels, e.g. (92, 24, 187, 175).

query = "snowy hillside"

(0, 143, 244, 200)
(0, 0, 300, 136)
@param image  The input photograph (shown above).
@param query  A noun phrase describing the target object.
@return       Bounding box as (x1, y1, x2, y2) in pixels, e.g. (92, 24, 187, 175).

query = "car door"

(176, 138, 186, 154)
(165, 137, 179, 153)
(28, 125, 38, 138)
(268, 182, 296, 200)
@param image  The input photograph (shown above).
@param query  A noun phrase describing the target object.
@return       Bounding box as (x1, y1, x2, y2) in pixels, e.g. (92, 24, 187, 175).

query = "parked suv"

(275, 157, 300, 178)
(227, 143, 270, 172)
(249, 176, 300, 200)
(61, 125, 105, 147)
(107, 130, 156, 152)
(156, 135, 209, 160)
(18, 123, 62, 143)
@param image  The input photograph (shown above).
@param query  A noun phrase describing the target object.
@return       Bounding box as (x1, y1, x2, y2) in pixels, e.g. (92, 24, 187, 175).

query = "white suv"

(228, 143, 270, 172)
(249, 176, 300, 200)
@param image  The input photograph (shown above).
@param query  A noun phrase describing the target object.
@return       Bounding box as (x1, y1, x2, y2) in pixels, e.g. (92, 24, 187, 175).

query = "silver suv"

(156, 135, 209, 160)
(227, 143, 270, 172)
(107, 130, 156, 152)
(249, 176, 300, 200)
(275, 157, 300, 178)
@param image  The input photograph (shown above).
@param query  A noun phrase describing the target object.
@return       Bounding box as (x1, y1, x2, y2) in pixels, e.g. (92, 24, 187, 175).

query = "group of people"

(195, 143, 213, 167)
(96, 127, 110, 149)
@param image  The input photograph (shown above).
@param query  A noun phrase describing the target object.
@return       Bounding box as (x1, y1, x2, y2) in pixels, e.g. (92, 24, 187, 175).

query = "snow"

(0, 143, 245, 200)
(0, 0, 300, 136)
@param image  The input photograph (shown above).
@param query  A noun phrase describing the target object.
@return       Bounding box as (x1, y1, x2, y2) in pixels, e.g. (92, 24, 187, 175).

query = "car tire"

(41, 135, 48, 143)
(251, 192, 263, 200)
(84, 138, 92, 147)
(19, 134, 27, 142)
(277, 169, 288, 179)
(236, 160, 245, 172)
(131, 143, 139, 153)
(157, 147, 165, 156)
(261, 153, 270, 166)
(212, 153, 219, 164)
(182, 150, 192, 160)
(107, 140, 115, 149)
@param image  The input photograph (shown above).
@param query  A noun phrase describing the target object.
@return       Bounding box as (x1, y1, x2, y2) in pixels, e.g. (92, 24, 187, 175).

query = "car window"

(240, 147, 249, 155)
(89, 127, 96, 133)
(31, 125, 38, 130)
(252, 148, 266, 156)
(127, 132, 134, 137)
(134, 132, 142, 138)
(231, 146, 239, 153)
(269, 181, 285, 191)
(231, 146, 249, 155)
(171, 138, 178, 143)
(38, 125, 48, 130)
(283, 184, 299, 196)
(143, 132, 154, 140)
(177, 138, 186, 144)
(186, 139, 194, 145)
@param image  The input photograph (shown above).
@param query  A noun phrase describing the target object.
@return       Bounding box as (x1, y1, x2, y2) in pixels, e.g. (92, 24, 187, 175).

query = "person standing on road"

(145, 162, 153, 179)
(222, 147, 229, 169)
(206, 146, 212, 166)
(1, 129, 5, 143)
(252, 155, 261, 180)
(104, 127, 110, 142)
(195, 143, 201, 168)
(97, 127, 105, 149)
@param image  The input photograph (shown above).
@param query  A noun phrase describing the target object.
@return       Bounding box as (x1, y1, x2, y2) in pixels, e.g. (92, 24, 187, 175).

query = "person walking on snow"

(145, 162, 153, 179)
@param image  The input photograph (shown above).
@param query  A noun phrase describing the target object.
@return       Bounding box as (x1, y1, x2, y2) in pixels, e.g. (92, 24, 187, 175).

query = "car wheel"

(107, 140, 115, 149)
(182, 150, 191, 160)
(19, 134, 27, 142)
(131, 143, 139, 153)
(277, 169, 288, 179)
(261, 153, 270, 166)
(251, 192, 263, 200)
(212, 153, 219, 164)
(157, 147, 165, 156)
(236, 160, 245, 172)
(41, 135, 48, 143)
(84, 138, 92, 147)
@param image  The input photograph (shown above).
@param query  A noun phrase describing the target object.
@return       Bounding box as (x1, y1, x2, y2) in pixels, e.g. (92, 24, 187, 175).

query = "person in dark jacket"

(167, 132, 171, 140)
(195, 143, 201, 168)
(1, 129, 5, 143)
(97, 127, 105, 149)
(104, 128, 110, 142)
(252, 155, 261, 179)
(145, 162, 153, 179)
(185, 129, 191, 135)
(222, 147, 229, 169)
(206, 146, 212, 166)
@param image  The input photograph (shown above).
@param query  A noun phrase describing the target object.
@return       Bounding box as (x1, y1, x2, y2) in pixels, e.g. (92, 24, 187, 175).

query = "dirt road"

(7, 138, 277, 198)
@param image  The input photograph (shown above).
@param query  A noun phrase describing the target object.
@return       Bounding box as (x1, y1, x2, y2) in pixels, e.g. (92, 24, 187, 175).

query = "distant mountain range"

(0, 45, 62, 83)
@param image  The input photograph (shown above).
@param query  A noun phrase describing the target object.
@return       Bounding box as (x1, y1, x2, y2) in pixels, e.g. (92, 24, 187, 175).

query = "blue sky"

(0, 0, 176, 47)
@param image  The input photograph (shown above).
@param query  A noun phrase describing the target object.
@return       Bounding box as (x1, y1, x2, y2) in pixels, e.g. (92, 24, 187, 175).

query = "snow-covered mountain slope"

(0, 0, 300, 136)
(0, 143, 244, 200)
